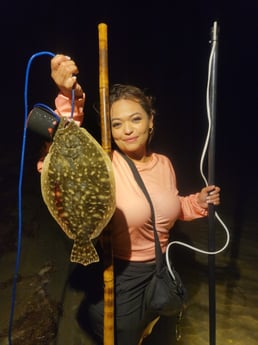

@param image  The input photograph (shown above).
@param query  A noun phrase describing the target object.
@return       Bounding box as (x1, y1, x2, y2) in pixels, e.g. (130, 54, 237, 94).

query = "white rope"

(166, 34, 230, 280)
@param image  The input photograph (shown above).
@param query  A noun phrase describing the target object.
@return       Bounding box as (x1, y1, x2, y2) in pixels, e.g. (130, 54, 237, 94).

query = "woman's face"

(110, 99, 153, 160)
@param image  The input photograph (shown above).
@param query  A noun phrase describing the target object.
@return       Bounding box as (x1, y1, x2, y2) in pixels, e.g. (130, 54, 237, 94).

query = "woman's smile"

(123, 136, 138, 143)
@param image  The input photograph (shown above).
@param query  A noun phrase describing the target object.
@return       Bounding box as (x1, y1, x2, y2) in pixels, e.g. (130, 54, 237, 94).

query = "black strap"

(119, 152, 164, 272)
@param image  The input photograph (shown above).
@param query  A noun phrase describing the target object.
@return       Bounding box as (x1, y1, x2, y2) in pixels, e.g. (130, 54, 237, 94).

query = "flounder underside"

(41, 118, 116, 266)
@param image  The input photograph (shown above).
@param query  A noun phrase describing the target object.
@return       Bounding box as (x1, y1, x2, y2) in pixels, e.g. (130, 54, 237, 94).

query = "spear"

(98, 23, 115, 345)
(207, 21, 219, 345)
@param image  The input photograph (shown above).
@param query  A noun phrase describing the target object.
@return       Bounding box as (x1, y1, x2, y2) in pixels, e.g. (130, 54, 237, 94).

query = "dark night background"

(1, 0, 257, 275)
(0, 0, 257, 343)
(0, 0, 257, 270)
(1, 0, 257, 198)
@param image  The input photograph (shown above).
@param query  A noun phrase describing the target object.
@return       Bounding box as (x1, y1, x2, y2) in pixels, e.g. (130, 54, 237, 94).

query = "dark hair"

(109, 84, 156, 119)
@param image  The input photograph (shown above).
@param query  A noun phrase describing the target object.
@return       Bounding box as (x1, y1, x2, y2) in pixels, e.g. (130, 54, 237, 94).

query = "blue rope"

(33, 103, 61, 121)
(8, 51, 55, 345)
(9, 50, 77, 344)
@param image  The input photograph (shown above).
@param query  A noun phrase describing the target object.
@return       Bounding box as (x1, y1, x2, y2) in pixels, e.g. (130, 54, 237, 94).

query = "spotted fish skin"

(41, 118, 116, 266)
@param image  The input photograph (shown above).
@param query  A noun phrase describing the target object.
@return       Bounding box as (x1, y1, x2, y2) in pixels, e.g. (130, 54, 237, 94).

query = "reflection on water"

(144, 213, 258, 345)
(0, 152, 257, 345)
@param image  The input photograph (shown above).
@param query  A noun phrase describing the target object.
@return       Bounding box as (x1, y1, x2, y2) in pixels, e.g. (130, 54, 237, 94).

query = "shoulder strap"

(119, 152, 163, 271)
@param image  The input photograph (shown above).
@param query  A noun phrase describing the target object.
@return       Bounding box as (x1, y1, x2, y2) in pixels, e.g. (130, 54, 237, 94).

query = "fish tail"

(70, 238, 100, 266)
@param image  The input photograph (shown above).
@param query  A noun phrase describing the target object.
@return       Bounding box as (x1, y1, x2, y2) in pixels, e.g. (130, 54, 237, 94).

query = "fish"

(40, 118, 116, 266)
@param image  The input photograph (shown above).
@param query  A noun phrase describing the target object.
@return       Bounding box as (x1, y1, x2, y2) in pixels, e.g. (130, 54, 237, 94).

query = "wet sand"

(0, 148, 257, 345)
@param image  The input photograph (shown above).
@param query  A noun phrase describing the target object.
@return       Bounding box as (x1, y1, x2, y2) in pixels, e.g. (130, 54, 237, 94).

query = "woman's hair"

(109, 84, 156, 119)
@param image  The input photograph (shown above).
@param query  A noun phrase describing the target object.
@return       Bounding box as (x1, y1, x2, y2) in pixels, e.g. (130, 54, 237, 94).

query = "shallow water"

(0, 150, 257, 345)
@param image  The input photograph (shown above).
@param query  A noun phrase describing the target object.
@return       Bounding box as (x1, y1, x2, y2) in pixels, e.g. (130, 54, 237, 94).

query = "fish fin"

(70, 236, 100, 266)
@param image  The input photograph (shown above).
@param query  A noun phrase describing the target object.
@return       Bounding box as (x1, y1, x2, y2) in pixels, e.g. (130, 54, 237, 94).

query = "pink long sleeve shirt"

(38, 93, 208, 262)
(110, 150, 207, 261)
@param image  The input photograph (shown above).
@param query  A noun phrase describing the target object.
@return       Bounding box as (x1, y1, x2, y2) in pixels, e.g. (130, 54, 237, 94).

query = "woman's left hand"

(197, 185, 221, 209)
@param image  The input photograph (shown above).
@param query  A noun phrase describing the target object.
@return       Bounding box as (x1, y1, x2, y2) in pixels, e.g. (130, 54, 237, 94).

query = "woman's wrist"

(59, 89, 83, 100)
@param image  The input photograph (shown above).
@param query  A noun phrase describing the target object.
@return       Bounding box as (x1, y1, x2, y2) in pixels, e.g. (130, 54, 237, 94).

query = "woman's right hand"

(51, 54, 84, 99)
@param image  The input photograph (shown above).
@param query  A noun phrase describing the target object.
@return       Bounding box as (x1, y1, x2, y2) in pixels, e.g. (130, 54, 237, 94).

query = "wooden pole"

(98, 23, 115, 345)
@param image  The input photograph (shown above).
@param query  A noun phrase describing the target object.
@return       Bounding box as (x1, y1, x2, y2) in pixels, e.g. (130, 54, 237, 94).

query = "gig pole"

(98, 23, 115, 345)
(207, 21, 219, 345)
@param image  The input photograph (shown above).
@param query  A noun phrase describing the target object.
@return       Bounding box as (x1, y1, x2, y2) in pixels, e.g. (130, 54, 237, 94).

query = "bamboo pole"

(98, 23, 114, 345)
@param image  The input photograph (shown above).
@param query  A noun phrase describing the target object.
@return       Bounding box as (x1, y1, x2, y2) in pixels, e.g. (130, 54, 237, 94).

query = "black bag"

(144, 261, 186, 316)
(120, 153, 186, 317)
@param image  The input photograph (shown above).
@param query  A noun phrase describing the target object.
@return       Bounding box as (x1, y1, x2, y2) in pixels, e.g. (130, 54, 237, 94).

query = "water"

(0, 149, 257, 345)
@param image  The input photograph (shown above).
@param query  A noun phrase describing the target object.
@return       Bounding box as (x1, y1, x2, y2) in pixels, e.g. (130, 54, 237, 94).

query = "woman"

(37, 54, 220, 345)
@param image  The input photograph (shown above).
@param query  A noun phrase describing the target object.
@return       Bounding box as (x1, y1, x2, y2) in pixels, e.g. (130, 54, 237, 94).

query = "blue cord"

(33, 103, 61, 121)
(8, 51, 55, 345)
(9, 51, 76, 345)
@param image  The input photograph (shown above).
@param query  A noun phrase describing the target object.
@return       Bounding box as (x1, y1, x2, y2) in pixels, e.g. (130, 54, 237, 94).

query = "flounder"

(40, 117, 115, 266)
